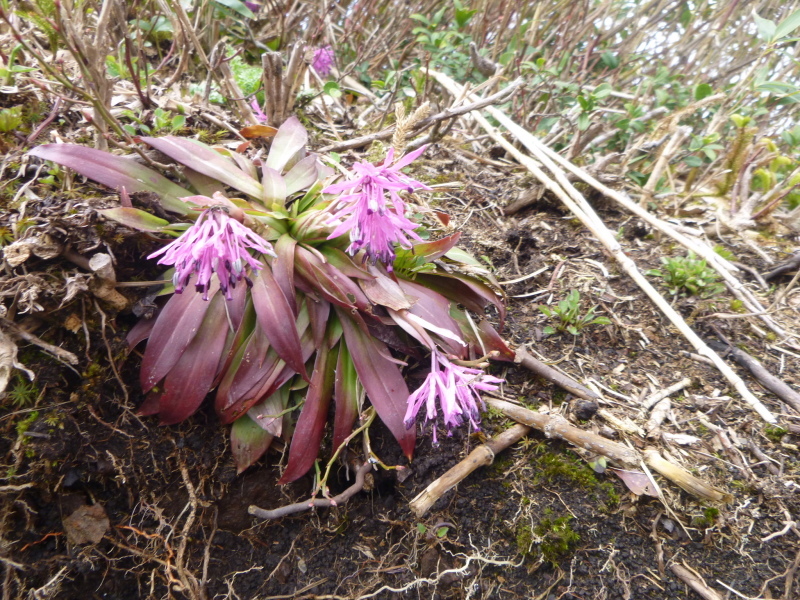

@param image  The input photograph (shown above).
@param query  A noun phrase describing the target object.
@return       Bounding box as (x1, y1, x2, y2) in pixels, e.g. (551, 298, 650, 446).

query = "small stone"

(572, 399, 598, 421)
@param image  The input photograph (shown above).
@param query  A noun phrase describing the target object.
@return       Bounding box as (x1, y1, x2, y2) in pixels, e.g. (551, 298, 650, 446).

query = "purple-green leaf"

(284, 155, 319, 196)
(28, 144, 193, 215)
(231, 415, 274, 474)
(411, 232, 462, 261)
(273, 234, 297, 314)
(262, 166, 287, 204)
(278, 344, 336, 484)
(266, 116, 308, 173)
(251, 265, 308, 380)
(99, 207, 171, 233)
(139, 279, 219, 392)
(140, 136, 264, 199)
(415, 273, 506, 325)
(157, 292, 230, 424)
(337, 309, 415, 460)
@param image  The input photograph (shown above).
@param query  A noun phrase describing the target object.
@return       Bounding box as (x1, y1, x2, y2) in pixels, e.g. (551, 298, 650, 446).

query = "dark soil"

(2, 149, 800, 600)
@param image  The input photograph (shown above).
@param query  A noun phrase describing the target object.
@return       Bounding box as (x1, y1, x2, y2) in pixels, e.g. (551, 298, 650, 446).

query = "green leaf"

(753, 11, 776, 41)
(774, 7, 800, 40)
(323, 81, 342, 99)
(455, 7, 477, 28)
(543, 326, 556, 335)
(99, 207, 171, 233)
(231, 415, 274, 474)
(694, 83, 713, 100)
(213, 0, 254, 18)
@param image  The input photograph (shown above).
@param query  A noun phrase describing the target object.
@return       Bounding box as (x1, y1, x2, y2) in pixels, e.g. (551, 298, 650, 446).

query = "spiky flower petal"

(324, 146, 431, 270)
(148, 207, 275, 300)
(403, 350, 503, 443)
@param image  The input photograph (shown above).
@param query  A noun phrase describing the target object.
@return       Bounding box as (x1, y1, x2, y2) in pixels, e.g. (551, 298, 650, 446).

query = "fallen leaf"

(63, 504, 110, 545)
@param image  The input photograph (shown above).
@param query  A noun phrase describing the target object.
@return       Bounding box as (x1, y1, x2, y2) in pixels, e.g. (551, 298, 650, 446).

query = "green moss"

(536, 516, 580, 566)
(764, 425, 787, 443)
(515, 514, 581, 566)
(533, 449, 619, 507)
(15, 411, 39, 436)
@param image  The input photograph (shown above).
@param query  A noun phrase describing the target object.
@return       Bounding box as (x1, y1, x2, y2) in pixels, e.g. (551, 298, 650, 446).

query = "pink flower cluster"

(404, 350, 503, 444)
(312, 46, 335, 77)
(324, 146, 430, 270)
(148, 207, 275, 300)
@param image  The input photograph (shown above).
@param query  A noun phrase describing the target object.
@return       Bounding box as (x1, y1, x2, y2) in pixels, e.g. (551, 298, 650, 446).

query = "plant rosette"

(29, 117, 512, 479)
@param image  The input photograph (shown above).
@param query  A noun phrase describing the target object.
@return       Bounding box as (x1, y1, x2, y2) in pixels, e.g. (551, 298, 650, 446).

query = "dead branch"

(409, 423, 531, 516)
(712, 326, 800, 415)
(487, 398, 640, 466)
(0, 318, 78, 366)
(670, 562, 724, 600)
(248, 462, 373, 520)
(514, 347, 601, 401)
(319, 79, 524, 153)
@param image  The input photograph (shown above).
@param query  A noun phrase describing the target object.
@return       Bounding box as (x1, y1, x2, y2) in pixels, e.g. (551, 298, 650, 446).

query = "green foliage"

(4, 376, 38, 408)
(0, 106, 23, 133)
(539, 290, 610, 336)
(15, 411, 40, 436)
(647, 252, 725, 297)
(410, 1, 477, 80)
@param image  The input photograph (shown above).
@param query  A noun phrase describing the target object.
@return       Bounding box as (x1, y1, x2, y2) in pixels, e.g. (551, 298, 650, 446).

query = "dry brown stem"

(409, 423, 531, 516)
(514, 347, 600, 401)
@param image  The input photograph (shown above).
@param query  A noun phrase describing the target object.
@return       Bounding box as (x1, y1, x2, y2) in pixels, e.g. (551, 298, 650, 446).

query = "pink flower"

(404, 350, 503, 444)
(324, 145, 431, 270)
(148, 207, 275, 301)
(250, 98, 268, 123)
(312, 46, 335, 77)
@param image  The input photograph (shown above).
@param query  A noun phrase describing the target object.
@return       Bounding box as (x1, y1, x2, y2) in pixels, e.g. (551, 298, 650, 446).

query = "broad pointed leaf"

(410, 232, 462, 261)
(262, 166, 287, 204)
(139, 278, 219, 392)
(248, 387, 289, 435)
(397, 279, 464, 356)
(266, 116, 308, 172)
(279, 344, 336, 484)
(29, 144, 193, 215)
(416, 273, 506, 324)
(359, 269, 409, 312)
(182, 167, 226, 197)
(284, 155, 320, 196)
(100, 207, 171, 233)
(251, 266, 308, 380)
(140, 136, 264, 199)
(477, 319, 515, 360)
(231, 415, 274, 473)
(127, 314, 156, 349)
(333, 342, 360, 453)
(273, 234, 297, 314)
(158, 292, 230, 424)
(337, 309, 415, 459)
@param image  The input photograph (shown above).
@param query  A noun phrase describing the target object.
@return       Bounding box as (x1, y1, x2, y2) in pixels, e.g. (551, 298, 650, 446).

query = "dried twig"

(671, 562, 724, 600)
(319, 79, 524, 153)
(409, 423, 531, 516)
(514, 347, 600, 401)
(712, 325, 800, 415)
(248, 462, 373, 520)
